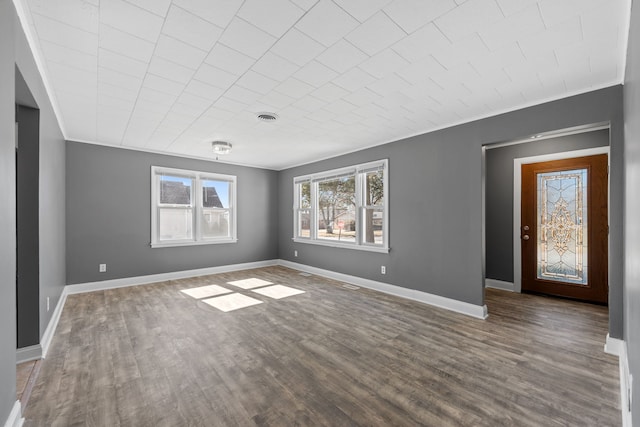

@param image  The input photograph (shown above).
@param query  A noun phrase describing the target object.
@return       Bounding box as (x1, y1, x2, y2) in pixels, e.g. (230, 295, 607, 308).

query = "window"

(151, 166, 236, 248)
(293, 160, 388, 252)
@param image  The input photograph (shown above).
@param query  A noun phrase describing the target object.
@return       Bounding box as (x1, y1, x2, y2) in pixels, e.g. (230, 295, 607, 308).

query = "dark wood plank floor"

(24, 266, 620, 426)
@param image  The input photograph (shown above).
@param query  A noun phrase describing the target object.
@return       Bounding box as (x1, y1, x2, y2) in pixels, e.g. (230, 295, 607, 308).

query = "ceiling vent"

(257, 112, 278, 122)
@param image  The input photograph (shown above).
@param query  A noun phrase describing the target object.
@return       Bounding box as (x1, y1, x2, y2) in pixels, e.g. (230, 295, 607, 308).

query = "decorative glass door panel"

(521, 154, 608, 304)
(537, 169, 588, 285)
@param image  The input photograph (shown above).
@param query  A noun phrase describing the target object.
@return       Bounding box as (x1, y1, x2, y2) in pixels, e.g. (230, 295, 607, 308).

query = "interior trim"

(15, 345, 41, 365)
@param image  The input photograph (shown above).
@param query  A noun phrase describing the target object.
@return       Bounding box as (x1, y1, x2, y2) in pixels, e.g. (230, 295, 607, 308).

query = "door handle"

(522, 235, 530, 240)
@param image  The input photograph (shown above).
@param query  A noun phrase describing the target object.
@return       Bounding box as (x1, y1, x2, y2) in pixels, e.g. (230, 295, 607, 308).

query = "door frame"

(513, 146, 610, 293)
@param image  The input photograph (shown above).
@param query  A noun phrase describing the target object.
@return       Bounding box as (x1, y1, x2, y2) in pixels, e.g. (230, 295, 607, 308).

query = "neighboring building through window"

(151, 166, 237, 248)
(293, 159, 388, 252)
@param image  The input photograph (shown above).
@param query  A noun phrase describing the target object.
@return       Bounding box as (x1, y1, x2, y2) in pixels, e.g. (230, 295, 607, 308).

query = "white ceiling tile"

(289, 0, 319, 11)
(193, 63, 239, 89)
(40, 40, 97, 73)
(205, 43, 256, 75)
(99, 48, 148, 79)
(202, 106, 235, 121)
(219, 18, 277, 59)
(163, 5, 224, 52)
(395, 55, 446, 84)
(431, 33, 489, 69)
(100, 0, 163, 42)
(98, 93, 134, 110)
(123, 0, 172, 17)
(173, 0, 243, 28)
(343, 87, 381, 106)
(503, 50, 557, 83)
(184, 80, 225, 101)
(518, 17, 583, 59)
(358, 49, 409, 79)
(271, 28, 326, 66)
(155, 35, 208, 69)
(294, 61, 338, 87)
(384, 0, 456, 33)
(214, 97, 249, 113)
(367, 74, 411, 97)
(143, 74, 186, 96)
(391, 23, 450, 62)
(494, 0, 538, 16)
(307, 109, 337, 122)
(257, 91, 296, 109)
(138, 87, 178, 104)
(148, 56, 196, 84)
(292, 96, 328, 111)
(29, 0, 99, 33)
(251, 52, 299, 81)
(47, 61, 97, 88)
(99, 67, 143, 92)
(295, 0, 359, 47)
(135, 99, 172, 115)
(479, 4, 545, 51)
(333, 0, 392, 22)
(334, 68, 377, 92)
(98, 82, 139, 103)
(236, 71, 279, 95)
(161, 112, 195, 130)
(324, 99, 357, 115)
(538, 0, 602, 28)
(316, 40, 368, 73)
(469, 42, 524, 76)
(435, 0, 504, 41)
(99, 24, 155, 62)
(310, 82, 349, 102)
(224, 85, 262, 105)
(170, 102, 207, 118)
(346, 12, 406, 56)
(238, 0, 304, 37)
(32, 13, 98, 55)
(274, 78, 316, 98)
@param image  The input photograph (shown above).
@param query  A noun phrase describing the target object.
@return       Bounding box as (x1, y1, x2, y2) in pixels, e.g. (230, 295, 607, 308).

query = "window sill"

(151, 239, 238, 248)
(292, 238, 390, 253)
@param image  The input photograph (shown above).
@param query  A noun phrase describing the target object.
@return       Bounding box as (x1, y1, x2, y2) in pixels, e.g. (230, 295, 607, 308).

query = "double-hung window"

(151, 166, 237, 248)
(293, 159, 388, 252)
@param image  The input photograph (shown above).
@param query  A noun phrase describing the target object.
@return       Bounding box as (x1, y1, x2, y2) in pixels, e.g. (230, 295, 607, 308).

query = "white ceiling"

(15, 0, 631, 170)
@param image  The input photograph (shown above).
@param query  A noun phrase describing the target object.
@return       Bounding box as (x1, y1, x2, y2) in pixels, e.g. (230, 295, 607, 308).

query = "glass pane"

(159, 208, 193, 240)
(300, 182, 311, 209)
(160, 175, 192, 205)
(537, 169, 588, 285)
(317, 175, 356, 242)
(202, 180, 229, 208)
(201, 209, 230, 238)
(363, 208, 384, 245)
(297, 210, 310, 238)
(365, 170, 384, 206)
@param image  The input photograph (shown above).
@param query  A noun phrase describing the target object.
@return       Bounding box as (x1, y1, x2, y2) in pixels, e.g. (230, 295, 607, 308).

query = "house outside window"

(293, 159, 388, 253)
(151, 166, 237, 248)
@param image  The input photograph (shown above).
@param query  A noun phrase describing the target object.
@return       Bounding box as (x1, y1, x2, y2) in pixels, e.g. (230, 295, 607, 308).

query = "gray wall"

(485, 129, 609, 283)
(624, 0, 640, 420)
(66, 142, 279, 283)
(14, 10, 67, 344)
(0, 0, 17, 422)
(16, 105, 40, 348)
(279, 86, 624, 338)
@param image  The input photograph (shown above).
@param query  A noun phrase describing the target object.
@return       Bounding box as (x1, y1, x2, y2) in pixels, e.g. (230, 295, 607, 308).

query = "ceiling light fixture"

(257, 112, 278, 122)
(211, 141, 232, 157)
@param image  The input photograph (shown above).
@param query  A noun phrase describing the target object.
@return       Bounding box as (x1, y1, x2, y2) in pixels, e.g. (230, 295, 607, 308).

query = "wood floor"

(24, 266, 620, 426)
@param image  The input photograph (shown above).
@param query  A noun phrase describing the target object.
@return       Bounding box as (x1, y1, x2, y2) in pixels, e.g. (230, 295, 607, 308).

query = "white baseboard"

(604, 333, 624, 356)
(65, 260, 278, 295)
(16, 344, 42, 364)
(485, 279, 515, 292)
(279, 260, 488, 319)
(40, 287, 68, 359)
(3, 401, 23, 427)
(617, 339, 632, 427)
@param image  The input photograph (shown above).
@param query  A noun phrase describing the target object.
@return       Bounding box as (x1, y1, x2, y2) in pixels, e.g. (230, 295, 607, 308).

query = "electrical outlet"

(381, 265, 386, 274)
(46, 297, 50, 312)
(99, 263, 107, 273)
(294, 250, 298, 257)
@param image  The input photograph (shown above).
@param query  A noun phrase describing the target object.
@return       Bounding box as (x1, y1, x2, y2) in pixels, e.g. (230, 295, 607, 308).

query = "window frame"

(293, 159, 389, 253)
(151, 166, 237, 248)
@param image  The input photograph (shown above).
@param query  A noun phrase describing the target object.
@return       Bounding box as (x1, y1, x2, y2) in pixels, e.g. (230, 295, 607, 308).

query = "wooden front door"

(521, 154, 608, 304)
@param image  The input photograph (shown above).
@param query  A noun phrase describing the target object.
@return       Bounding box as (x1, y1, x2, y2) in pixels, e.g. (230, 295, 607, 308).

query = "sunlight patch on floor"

(227, 278, 274, 289)
(251, 285, 305, 299)
(180, 284, 232, 299)
(202, 293, 263, 312)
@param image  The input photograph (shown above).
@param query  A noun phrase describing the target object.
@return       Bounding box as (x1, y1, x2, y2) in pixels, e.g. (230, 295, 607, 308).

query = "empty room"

(1, 0, 640, 426)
